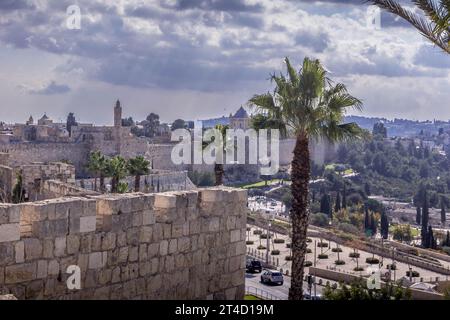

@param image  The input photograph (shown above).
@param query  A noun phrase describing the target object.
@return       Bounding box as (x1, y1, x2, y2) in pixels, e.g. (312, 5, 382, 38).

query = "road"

(245, 272, 323, 300)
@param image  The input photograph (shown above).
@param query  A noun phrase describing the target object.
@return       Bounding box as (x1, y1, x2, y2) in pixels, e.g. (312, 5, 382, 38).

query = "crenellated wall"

(0, 187, 247, 300)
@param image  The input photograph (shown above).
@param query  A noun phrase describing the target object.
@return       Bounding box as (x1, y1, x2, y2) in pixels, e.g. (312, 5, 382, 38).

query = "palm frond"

(368, 0, 450, 53)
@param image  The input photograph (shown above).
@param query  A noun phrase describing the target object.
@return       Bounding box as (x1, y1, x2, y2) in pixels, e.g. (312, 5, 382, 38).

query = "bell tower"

(114, 99, 122, 127)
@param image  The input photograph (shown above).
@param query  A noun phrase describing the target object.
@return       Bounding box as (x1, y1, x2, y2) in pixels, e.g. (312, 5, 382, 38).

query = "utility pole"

(266, 220, 271, 266)
(314, 240, 317, 267)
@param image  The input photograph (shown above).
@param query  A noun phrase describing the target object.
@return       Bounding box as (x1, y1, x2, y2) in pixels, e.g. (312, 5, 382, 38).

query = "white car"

(260, 270, 284, 285)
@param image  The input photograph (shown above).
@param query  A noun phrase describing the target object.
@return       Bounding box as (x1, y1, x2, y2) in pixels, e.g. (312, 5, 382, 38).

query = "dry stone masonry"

(0, 187, 247, 300)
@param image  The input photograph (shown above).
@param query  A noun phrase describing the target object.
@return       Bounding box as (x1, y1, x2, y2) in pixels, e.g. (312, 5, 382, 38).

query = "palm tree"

(203, 124, 229, 186)
(249, 57, 365, 300)
(127, 156, 151, 192)
(368, 0, 449, 54)
(87, 151, 106, 191)
(106, 156, 128, 193)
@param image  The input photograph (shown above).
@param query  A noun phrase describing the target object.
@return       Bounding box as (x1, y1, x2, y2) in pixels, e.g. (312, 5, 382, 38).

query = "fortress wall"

(0, 187, 247, 300)
(40, 180, 100, 199)
(0, 143, 90, 177)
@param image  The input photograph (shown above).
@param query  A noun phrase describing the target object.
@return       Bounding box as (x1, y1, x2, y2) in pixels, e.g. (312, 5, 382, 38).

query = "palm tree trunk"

(94, 177, 98, 192)
(135, 175, 140, 192)
(100, 175, 105, 192)
(289, 132, 310, 300)
(214, 163, 224, 186)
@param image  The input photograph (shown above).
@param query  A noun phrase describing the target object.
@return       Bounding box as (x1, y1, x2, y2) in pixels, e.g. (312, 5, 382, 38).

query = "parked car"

(303, 292, 322, 300)
(246, 260, 262, 273)
(260, 270, 284, 285)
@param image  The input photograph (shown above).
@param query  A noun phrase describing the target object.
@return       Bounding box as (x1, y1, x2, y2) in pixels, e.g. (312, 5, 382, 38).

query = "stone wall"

(0, 187, 247, 300)
(0, 143, 89, 177)
(40, 180, 100, 199)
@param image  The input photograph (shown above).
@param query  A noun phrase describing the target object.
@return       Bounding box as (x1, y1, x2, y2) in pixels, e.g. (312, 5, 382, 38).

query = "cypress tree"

(370, 212, 377, 236)
(445, 231, 450, 247)
(364, 182, 371, 196)
(441, 198, 446, 225)
(335, 192, 341, 212)
(364, 205, 370, 231)
(342, 183, 347, 209)
(421, 190, 429, 248)
(320, 194, 331, 217)
(381, 210, 389, 239)
(416, 206, 421, 225)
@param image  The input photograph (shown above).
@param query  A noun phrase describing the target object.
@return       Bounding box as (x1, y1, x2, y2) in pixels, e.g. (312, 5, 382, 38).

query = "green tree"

(441, 196, 447, 224)
(171, 119, 186, 131)
(335, 191, 342, 212)
(87, 151, 107, 192)
(127, 156, 150, 192)
(249, 57, 364, 300)
(320, 194, 332, 217)
(12, 172, 26, 204)
(416, 206, 422, 225)
(372, 122, 387, 138)
(368, 0, 450, 54)
(106, 156, 128, 193)
(203, 124, 229, 186)
(66, 112, 77, 137)
(421, 190, 430, 247)
(380, 210, 389, 239)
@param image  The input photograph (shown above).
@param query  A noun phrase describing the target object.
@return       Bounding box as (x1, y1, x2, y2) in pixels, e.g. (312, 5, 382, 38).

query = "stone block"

(101, 233, 116, 251)
(47, 260, 60, 276)
(200, 189, 223, 202)
(129, 246, 138, 262)
(54, 237, 66, 257)
(147, 243, 159, 258)
(67, 234, 80, 254)
(8, 206, 20, 223)
(168, 239, 178, 254)
(80, 216, 96, 233)
(5, 263, 36, 284)
(0, 223, 20, 243)
(88, 251, 107, 269)
(139, 226, 153, 243)
(230, 229, 241, 243)
(43, 239, 54, 258)
(154, 194, 177, 209)
(24, 238, 43, 261)
(177, 237, 190, 253)
(142, 209, 155, 225)
(15, 241, 24, 263)
(159, 240, 168, 256)
(36, 260, 47, 279)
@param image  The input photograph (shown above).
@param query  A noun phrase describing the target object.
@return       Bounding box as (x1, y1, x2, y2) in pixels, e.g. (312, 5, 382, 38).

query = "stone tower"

(114, 99, 122, 127)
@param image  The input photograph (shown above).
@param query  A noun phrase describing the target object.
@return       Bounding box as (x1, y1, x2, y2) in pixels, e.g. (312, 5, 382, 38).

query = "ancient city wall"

(40, 180, 100, 199)
(0, 187, 247, 300)
(0, 143, 90, 177)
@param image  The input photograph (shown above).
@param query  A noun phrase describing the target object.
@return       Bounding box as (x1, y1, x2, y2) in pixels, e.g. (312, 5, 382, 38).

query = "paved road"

(245, 272, 323, 300)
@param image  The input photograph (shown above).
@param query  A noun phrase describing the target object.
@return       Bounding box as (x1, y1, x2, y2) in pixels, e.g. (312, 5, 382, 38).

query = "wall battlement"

(0, 187, 247, 300)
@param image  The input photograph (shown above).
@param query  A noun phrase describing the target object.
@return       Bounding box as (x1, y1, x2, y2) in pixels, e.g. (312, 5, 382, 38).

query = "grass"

(241, 179, 285, 189)
(244, 295, 262, 300)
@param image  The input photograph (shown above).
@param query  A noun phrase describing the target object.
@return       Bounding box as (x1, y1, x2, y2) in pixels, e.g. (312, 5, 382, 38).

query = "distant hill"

(201, 116, 230, 128)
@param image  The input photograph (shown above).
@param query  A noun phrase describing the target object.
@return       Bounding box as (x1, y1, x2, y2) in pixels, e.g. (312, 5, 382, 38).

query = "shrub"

(273, 239, 285, 244)
(386, 264, 397, 270)
(335, 260, 345, 265)
(285, 256, 292, 261)
(317, 242, 328, 248)
(332, 248, 343, 253)
(246, 227, 251, 231)
(306, 238, 313, 243)
(406, 270, 420, 277)
(286, 243, 291, 248)
(318, 254, 328, 259)
(442, 246, 450, 256)
(354, 267, 364, 271)
(337, 222, 360, 235)
(304, 261, 313, 267)
(306, 248, 312, 253)
(246, 241, 254, 245)
(253, 230, 262, 235)
(257, 245, 266, 250)
(271, 250, 280, 255)
(310, 212, 330, 227)
(349, 252, 360, 258)
(366, 257, 380, 264)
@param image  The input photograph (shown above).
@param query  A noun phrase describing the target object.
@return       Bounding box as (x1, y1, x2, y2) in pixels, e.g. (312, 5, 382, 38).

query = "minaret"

(114, 99, 122, 127)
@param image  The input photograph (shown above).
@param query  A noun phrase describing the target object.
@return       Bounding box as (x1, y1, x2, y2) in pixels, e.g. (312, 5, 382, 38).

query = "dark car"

(246, 260, 262, 273)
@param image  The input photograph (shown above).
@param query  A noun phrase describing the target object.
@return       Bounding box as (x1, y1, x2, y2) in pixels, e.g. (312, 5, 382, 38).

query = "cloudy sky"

(0, 0, 449, 125)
